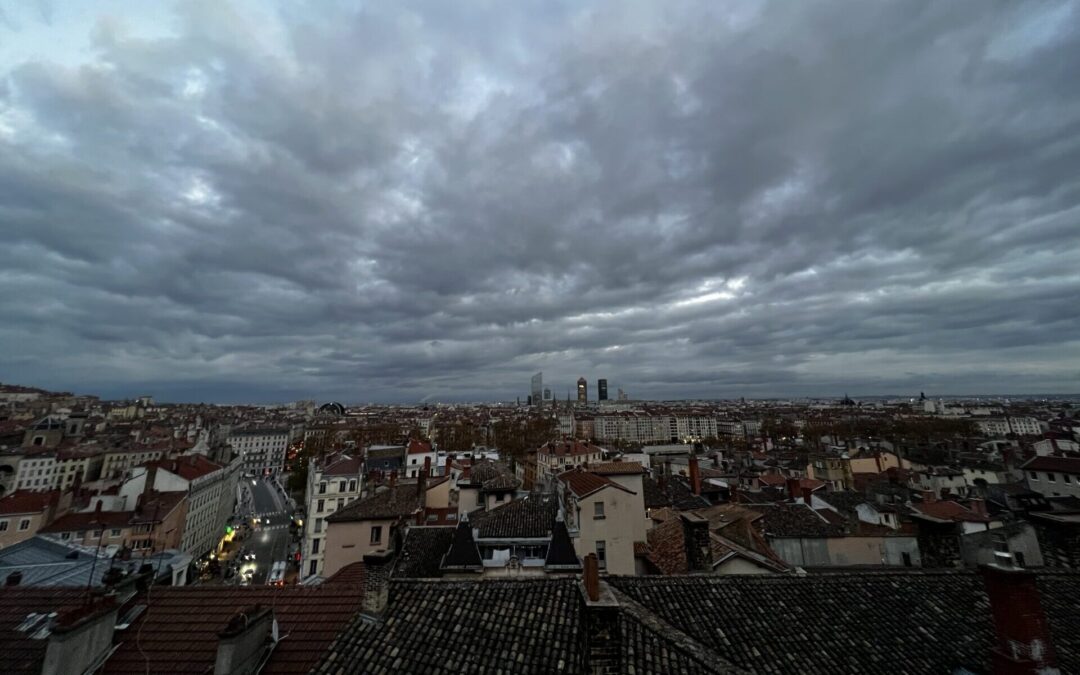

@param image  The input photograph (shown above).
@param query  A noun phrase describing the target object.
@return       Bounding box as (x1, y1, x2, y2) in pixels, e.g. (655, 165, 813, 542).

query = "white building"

(1023, 456, 1080, 499)
(302, 452, 364, 579)
(120, 454, 242, 558)
(974, 417, 1042, 437)
(228, 427, 290, 476)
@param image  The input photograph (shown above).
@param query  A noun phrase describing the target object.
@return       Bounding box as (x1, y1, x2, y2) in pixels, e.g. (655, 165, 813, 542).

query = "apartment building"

(536, 440, 605, 483)
(303, 452, 364, 578)
(975, 416, 1042, 437)
(557, 468, 647, 576)
(13, 444, 105, 492)
(228, 427, 290, 476)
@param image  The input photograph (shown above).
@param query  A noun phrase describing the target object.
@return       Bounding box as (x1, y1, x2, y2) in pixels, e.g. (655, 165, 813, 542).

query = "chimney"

(729, 483, 739, 504)
(712, 453, 720, 468)
(213, 605, 275, 675)
(786, 477, 800, 501)
(5, 570, 22, 586)
(445, 454, 456, 478)
(42, 597, 119, 675)
(680, 512, 713, 572)
(583, 553, 600, 601)
(417, 457, 430, 497)
(362, 549, 394, 614)
(802, 486, 815, 508)
(982, 563, 1059, 675)
(971, 498, 988, 518)
(388, 470, 397, 488)
(143, 464, 158, 501)
(922, 489, 936, 504)
(423, 456, 431, 479)
(689, 454, 701, 496)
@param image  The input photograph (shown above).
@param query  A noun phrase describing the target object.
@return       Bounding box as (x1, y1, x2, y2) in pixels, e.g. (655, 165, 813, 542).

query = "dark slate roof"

(470, 494, 558, 539)
(753, 503, 847, 538)
(615, 590, 740, 674)
(441, 520, 483, 571)
(481, 474, 521, 492)
(816, 491, 869, 514)
(643, 475, 710, 510)
(312, 579, 585, 674)
(393, 527, 455, 578)
(325, 483, 421, 523)
(608, 571, 1080, 675)
(544, 519, 581, 570)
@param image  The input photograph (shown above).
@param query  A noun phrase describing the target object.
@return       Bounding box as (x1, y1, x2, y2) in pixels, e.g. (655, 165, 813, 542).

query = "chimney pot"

(982, 564, 1058, 674)
(787, 477, 801, 501)
(689, 454, 702, 496)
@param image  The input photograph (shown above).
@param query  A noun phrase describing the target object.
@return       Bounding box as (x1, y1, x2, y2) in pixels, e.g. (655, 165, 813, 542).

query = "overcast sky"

(2, 1, 1079, 404)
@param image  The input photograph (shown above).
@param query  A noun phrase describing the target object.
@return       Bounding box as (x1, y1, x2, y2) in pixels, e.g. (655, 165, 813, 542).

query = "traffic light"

(225, 525, 234, 535)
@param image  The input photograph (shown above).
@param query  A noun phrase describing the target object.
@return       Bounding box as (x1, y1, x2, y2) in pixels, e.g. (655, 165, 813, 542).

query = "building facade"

(228, 427, 289, 476)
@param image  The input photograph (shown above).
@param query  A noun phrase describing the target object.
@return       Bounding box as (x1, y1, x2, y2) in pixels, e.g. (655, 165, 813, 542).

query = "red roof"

(407, 439, 433, 455)
(1023, 456, 1080, 474)
(141, 455, 222, 481)
(104, 584, 364, 674)
(322, 455, 364, 477)
(0, 490, 58, 515)
(539, 440, 601, 458)
(0, 588, 86, 674)
(557, 470, 633, 498)
(912, 500, 990, 524)
(41, 492, 186, 532)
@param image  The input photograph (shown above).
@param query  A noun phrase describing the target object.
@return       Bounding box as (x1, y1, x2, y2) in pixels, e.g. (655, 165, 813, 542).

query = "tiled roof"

(609, 571, 1080, 674)
(544, 519, 581, 570)
(557, 470, 631, 498)
(615, 591, 740, 674)
(406, 439, 432, 455)
(142, 455, 222, 481)
(589, 461, 646, 475)
(105, 584, 364, 674)
(816, 491, 870, 513)
(470, 494, 558, 539)
(41, 510, 135, 532)
(326, 483, 421, 523)
(481, 474, 521, 492)
(911, 499, 991, 524)
(0, 490, 57, 515)
(754, 503, 846, 538)
(0, 587, 86, 675)
(538, 439, 602, 458)
(1023, 456, 1080, 474)
(323, 561, 365, 586)
(393, 527, 455, 578)
(312, 579, 585, 674)
(643, 476, 710, 510)
(322, 454, 363, 477)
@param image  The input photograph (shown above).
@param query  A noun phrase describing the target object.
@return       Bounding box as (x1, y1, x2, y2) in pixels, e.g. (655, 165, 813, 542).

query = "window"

(318, 482, 327, 495)
(902, 552, 912, 567)
(496, 493, 505, 502)
(317, 499, 325, 512)
(92, 530, 103, 538)
(370, 525, 382, 544)
(311, 538, 320, 554)
(1065, 475, 1072, 484)
(1030, 471, 1038, 480)
(349, 479, 357, 492)
(337, 498, 344, 511)
(0, 520, 6, 531)
(314, 518, 323, 534)
(61, 532, 71, 540)
(339, 481, 346, 492)
(593, 502, 605, 519)
(308, 560, 318, 576)
(595, 541, 606, 569)
(1047, 473, 1056, 483)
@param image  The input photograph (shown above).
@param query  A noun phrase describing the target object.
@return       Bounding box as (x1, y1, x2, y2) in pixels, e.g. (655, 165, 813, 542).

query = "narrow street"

(230, 475, 296, 585)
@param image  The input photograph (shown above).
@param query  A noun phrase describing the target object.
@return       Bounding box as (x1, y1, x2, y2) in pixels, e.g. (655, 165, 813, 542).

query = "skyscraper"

(531, 372, 543, 407)
(577, 377, 587, 403)
(598, 379, 608, 401)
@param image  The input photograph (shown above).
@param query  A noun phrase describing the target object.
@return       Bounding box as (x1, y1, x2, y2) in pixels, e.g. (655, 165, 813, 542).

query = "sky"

(1, 0, 1079, 404)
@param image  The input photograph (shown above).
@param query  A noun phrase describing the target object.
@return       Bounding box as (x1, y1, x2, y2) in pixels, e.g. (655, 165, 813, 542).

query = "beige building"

(536, 440, 604, 484)
(303, 452, 364, 578)
(322, 477, 452, 578)
(0, 490, 71, 548)
(558, 469, 647, 576)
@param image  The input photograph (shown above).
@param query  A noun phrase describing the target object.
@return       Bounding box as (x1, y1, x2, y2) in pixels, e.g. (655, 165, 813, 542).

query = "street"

(232, 475, 296, 585)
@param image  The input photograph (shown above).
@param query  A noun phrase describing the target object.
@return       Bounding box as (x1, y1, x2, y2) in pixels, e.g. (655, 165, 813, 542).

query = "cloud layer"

(2, 0, 1079, 403)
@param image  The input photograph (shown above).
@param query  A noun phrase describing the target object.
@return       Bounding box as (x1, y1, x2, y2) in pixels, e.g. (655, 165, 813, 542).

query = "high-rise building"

(531, 372, 543, 407)
(577, 377, 587, 403)
(543, 388, 552, 401)
(598, 379, 608, 401)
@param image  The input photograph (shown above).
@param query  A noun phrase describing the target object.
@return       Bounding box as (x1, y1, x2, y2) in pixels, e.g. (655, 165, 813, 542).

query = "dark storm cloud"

(1, 0, 1079, 403)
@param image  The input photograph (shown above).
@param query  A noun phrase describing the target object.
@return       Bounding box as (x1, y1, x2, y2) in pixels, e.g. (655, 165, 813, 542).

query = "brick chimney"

(921, 489, 936, 504)
(213, 605, 275, 675)
(786, 477, 800, 501)
(362, 549, 394, 614)
(417, 457, 430, 496)
(142, 464, 158, 502)
(583, 553, 600, 601)
(971, 498, 988, 518)
(680, 512, 713, 572)
(982, 563, 1059, 675)
(801, 486, 815, 508)
(445, 454, 455, 478)
(689, 454, 701, 496)
(388, 470, 397, 488)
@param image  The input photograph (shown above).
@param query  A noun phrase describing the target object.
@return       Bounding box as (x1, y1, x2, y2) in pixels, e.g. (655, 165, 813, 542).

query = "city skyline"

(2, 1, 1079, 404)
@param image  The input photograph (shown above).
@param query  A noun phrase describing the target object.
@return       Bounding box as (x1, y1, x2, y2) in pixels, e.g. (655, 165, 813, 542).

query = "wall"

(770, 536, 921, 567)
(572, 486, 647, 576)
(960, 522, 1044, 568)
(322, 518, 396, 578)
